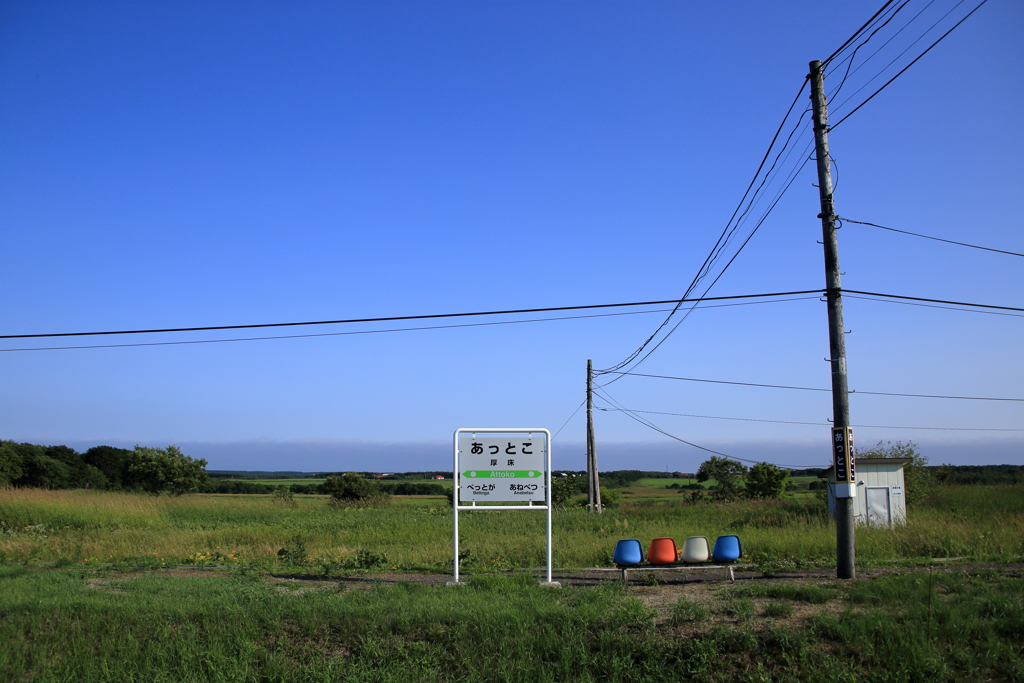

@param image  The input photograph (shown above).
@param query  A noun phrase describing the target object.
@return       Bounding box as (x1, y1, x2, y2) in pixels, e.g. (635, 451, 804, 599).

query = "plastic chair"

(612, 539, 644, 566)
(712, 535, 742, 563)
(647, 537, 678, 565)
(680, 536, 710, 563)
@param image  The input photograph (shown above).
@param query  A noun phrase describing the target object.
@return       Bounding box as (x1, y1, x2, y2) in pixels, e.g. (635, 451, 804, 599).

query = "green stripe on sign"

(463, 470, 544, 479)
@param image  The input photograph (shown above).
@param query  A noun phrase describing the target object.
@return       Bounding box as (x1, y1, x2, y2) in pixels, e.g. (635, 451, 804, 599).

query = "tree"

(859, 440, 933, 504)
(83, 445, 133, 489)
(323, 472, 388, 506)
(0, 441, 27, 487)
(45, 445, 108, 490)
(696, 456, 748, 502)
(744, 462, 789, 499)
(127, 445, 208, 495)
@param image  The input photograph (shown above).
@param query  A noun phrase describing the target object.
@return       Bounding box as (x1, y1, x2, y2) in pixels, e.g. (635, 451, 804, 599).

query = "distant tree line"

(5, 438, 1018, 496)
(599, 470, 684, 487)
(0, 441, 207, 495)
(208, 471, 316, 480)
(929, 464, 1022, 486)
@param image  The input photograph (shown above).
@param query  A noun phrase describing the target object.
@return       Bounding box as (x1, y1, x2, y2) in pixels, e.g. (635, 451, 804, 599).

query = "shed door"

(866, 487, 891, 526)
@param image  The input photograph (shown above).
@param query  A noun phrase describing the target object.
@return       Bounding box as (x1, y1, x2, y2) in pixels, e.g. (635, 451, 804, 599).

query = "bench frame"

(619, 563, 735, 584)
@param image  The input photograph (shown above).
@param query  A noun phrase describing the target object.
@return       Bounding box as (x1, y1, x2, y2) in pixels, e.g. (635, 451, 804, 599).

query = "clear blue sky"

(2, 1, 1021, 472)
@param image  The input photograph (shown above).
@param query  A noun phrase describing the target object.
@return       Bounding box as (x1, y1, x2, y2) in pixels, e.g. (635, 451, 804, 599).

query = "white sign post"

(450, 428, 558, 587)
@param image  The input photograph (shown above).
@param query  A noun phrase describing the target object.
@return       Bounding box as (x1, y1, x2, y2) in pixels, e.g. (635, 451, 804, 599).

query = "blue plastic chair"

(712, 535, 742, 563)
(613, 539, 644, 566)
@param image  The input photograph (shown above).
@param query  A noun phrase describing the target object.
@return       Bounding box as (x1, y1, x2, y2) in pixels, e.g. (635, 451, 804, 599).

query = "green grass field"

(2, 485, 1022, 570)
(2, 484, 1023, 681)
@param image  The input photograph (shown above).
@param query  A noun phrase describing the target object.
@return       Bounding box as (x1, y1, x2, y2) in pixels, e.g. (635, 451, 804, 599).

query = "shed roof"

(857, 458, 913, 465)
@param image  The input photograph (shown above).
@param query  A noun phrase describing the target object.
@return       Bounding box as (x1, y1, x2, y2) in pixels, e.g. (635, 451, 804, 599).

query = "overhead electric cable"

(594, 390, 818, 468)
(595, 153, 817, 387)
(553, 399, 587, 440)
(0, 289, 826, 341)
(595, 77, 812, 379)
(605, 371, 1024, 402)
(844, 294, 1024, 319)
(841, 217, 1024, 257)
(821, 0, 899, 68)
(830, 0, 989, 130)
(841, 289, 1024, 313)
(599, 407, 828, 426)
(597, 407, 1024, 432)
(827, 0, 915, 100)
(828, 0, 937, 100)
(831, 0, 968, 116)
(0, 296, 823, 356)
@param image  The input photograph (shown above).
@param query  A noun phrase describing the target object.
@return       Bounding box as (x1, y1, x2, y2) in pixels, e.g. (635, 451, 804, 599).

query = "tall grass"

(1, 566, 1021, 682)
(2, 485, 1022, 568)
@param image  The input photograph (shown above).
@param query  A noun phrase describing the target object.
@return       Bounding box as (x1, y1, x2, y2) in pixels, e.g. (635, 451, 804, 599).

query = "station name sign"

(458, 437, 546, 502)
(832, 426, 856, 498)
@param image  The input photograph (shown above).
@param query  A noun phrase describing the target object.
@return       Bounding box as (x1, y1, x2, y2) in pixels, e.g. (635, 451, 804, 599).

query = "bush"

(598, 486, 622, 509)
(552, 475, 586, 509)
(324, 473, 390, 507)
(570, 485, 622, 510)
(378, 482, 445, 496)
(277, 534, 307, 566)
(271, 486, 298, 508)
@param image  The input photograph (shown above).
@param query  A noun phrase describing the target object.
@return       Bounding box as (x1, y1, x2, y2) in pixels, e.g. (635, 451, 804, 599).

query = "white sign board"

(451, 428, 556, 587)
(458, 436, 546, 502)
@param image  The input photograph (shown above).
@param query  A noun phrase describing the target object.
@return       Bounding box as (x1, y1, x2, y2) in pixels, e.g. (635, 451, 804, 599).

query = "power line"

(597, 406, 1024, 432)
(830, 0, 958, 111)
(593, 286, 1023, 391)
(841, 217, 1024, 257)
(594, 390, 819, 468)
(0, 296, 823, 353)
(553, 399, 587, 440)
(5, 287, 1017, 349)
(841, 289, 1024, 313)
(827, 0, 916, 101)
(844, 294, 1024, 319)
(594, 151, 816, 386)
(599, 406, 828, 426)
(828, 0, 937, 101)
(604, 371, 1024, 402)
(606, 371, 830, 392)
(830, 0, 990, 130)
(0, 289, 826, 341)
(596, 78, 813, 379)
(595, 389, 748, 461)
(596, 0, 990, 380)
(821, 0, 899, 68)
(0, 309, 673, 353)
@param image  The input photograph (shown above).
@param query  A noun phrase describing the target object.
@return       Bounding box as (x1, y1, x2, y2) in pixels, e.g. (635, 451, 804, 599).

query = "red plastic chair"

(647, 537, 678, 565)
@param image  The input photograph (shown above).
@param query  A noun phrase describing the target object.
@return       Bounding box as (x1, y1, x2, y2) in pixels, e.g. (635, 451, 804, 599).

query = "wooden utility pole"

(586, 360, 602, 514)
(809, 60, 855, 579)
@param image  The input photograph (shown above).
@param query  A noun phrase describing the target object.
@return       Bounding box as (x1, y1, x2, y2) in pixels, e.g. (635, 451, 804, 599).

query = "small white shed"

(827, 457, 910, 526)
